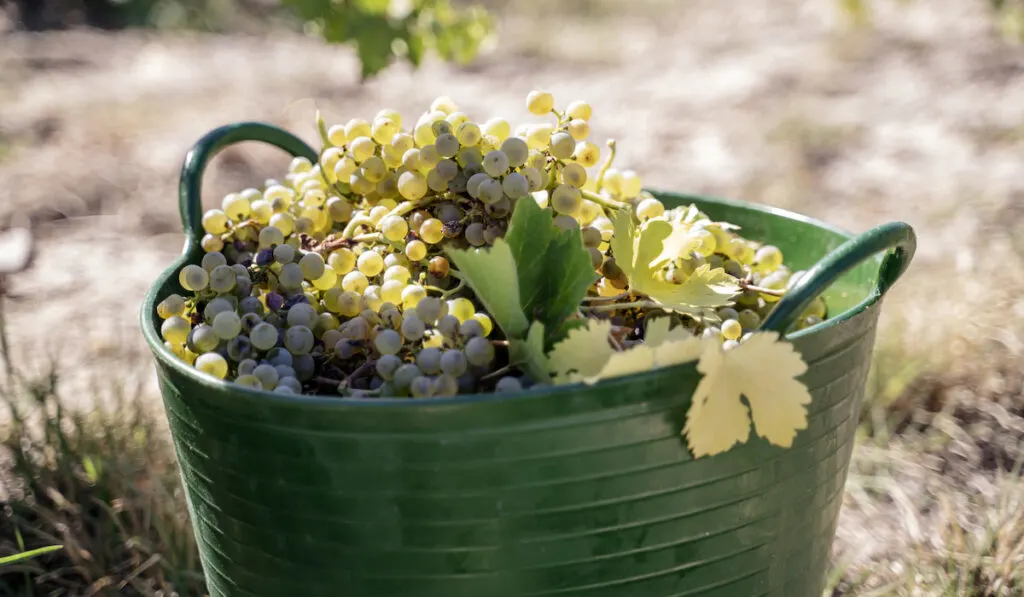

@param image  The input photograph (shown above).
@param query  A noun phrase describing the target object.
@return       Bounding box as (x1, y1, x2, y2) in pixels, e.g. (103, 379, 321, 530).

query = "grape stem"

(315, 111, 332, 148)
(739, 281, 786, 297)
(595, 139, 617, 192)
(581, 299, 657, 313)
(351, 232, 383, 244)
(581, 189, 628, 211)
(379, 195, 442, 229)
(581, 292, 631, 303)
(480, 364, 512, 382)
(341, 215, 375, 239)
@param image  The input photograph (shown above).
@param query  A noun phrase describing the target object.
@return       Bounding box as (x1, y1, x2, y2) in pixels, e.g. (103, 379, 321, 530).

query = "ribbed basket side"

(157, 304, 880, 597)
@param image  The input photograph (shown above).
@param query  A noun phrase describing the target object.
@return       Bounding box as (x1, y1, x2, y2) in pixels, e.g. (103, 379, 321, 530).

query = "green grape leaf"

(509, 321, 551, 384)
(504, 197, 597, 345)
(446, 240, 530, 339)
(354, 0, 391, 15)
(610, 208, 740, 316)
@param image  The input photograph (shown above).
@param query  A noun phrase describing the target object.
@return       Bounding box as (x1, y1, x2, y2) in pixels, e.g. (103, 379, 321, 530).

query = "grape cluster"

(156, 90, 829, 398)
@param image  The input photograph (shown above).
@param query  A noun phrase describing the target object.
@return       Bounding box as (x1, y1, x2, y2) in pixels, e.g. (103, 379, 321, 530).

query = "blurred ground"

(1, 0, 1024, 592)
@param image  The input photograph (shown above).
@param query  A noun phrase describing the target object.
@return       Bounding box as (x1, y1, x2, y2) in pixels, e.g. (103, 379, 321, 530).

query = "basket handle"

(178, 122, 319, 246)
(759, 221, 917, 334)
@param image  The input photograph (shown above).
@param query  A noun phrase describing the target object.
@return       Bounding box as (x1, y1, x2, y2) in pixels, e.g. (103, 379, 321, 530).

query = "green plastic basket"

(140, 123, 916, 597)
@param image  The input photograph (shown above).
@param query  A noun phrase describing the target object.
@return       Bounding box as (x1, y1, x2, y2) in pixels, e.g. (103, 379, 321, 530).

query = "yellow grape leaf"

(684, 332, 812, 458)
(546, 319, 615, 384)
(648, 223, 701, 270)
(609, 210, 740, 316)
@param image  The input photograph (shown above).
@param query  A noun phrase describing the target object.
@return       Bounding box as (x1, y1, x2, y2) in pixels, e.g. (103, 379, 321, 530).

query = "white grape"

(566, 100, 592, 121)
(204, 297, 233, 322)
(482, 117, 511, 140)
(526, 125, 555, 150)
(397, 171, 428, 200)
(478, 179, 504, 205)
(393, 363, 421, 390)
(495, 376, 522, 393)
(286, 303, 318, 329)
(357, 250, 385, 277)
(465, 222, 486, 246)
(212, 311, 242, 340)
(278, 263, 304, 289)
(416, 296, 444, 324)
(561, 162, 587, 188)
(258, 226, 284, 248)
(553, 215, 579, 231)
(439, 349, 467, 377)
(375, 329, 403, 355)
(253, 363, 280, 390)
(455, 122, 481, 146)
(573, 141, 600, 168)
(416, 347, 442, 374)
(549, 132, 576, 159)
(465, 336, 494, 366)
(201, 234, 224, 253)
(567, 119, 590, 141)
(636, 198, 665, 221)
(334, 156, 358, 181)
(383, 264, 411, 283)
(161, 316, 191, 345)
(459, 318, 485, 338)
(344, 118, 372, 140)
(376, 354, 402, 380)
(299, 253, 328, 282)
(466, 173, 491, 198)
(551, 184, 582, 215)
(434, 133, 459, 158)
(410, 376, 434, 398)
(342, 270, 370, 294)
(157, 294, 186, 319)
(249, 322, 279, 351)
(179, 264, 209, 292)
(405, 239, 427, 262)
(284, 325, 314, 355)
(191, 325, 220, 353)
(526, 90, 555, 115)
(350, 136, 376, 163)
(500, 137, 529, 168)
(620, 170, 642, 198)
(209, 265, 237, 294)
(371, 117, 399, 144)
(361, 156, 387, 183)
(327, 124, 347, 146)
(222, 193, 251, 221)
(195, 353, 228, 379)
(202, 209, 229, 234)
(273, 244, 296, 264)
(401, 284, 427, 311)
(269, 212, 295, 237)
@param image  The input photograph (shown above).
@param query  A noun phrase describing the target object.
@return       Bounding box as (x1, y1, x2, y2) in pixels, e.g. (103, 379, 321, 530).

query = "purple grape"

(265, 292, 284, 311)
(255, 249, 275, 267)
(233, 239, 246, 251)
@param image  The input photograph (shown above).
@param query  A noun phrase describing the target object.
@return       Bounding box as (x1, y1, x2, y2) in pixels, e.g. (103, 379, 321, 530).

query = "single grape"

(500, 137, 529, 168)
(286, 303, 318, 329)
(416, 347, 442, 375)
(273, 244, 296, 265)
(276, 263, 303, 290)
(355, 251, 383, 277)
(521, 166, 545, 192)
(253, 363, 280, 390)
(269, 212, 295, 238)
(460, 318, 485, 338)
(284, 326, 314, 355)
(393, 364, 421, 391)
(755, 245, 784, 271)
(254, 249, 275, 268)
(401, 285, 427, 310)
(434, 133, 459, 158)
(157, 294, 186, 319)
(179, 264, 209, 292)
(375, 354, 403, 381)
(410, 376, 434, 398)
(234, 374, 263, 389)
(717, 307, 740, 322)
(636, 198, 665, 221)
(483, 117, 511, 140)
(501, 172, 529, 199)
(342, 270, 370, 294)
(237, 358, 258, 376)
(554, 214, 579, 231)
(495, 376, 523, 393)
(566, 100, 592, 121)
(404, 239, 427, 262)
(454, 121, 481, 146)
(187, 324, 218, 354)
(436, 314, 460, 340)
(433, 374, 459, 397)
(550, 132, 575, 159)
(465, 336, 495, 367)
(240, 312, 262, 333)
(209, 265, 237, 294)
(202, 209, 229, 235)
(401, 314, 426, 341)
(201, 251, 228, 272)
(201, 234, 224, 253)
(738, 309, 761, 330)
(292, 353, 316, 381)
(375, 329, 403, 355)
(722, 319, 742, 341)
(567, 119, 590, 141)
(526, 90, 555, 115)
(397, 171, 428, 200)
(195, 353, 229, 379)
(378, 215, 409, 243)
(581, 227, 602, 248)
(204, 297, 234, 322)
(465, 222, 486, 246)
(551, 184, 582, 215)
(312, 268, 338, 291)
(258, 226, 285, 249)
(439, 349, 467, 377)
(431, 120, 454, 136)
(380, 280, 405, 306)
(249, 322, 279, 351)
(212, 311, 242, 340)
(574, 141, 600, 168)
(371, 117, 399, 144)
(482, 150, 510, 177)
(428, 256, 450, 278)
(486, 199, 511, 219)
(415, 297, 443, 324)
(329, 248, 357, 274)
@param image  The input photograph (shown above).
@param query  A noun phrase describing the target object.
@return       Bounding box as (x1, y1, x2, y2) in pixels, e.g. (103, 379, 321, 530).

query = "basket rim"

(139, 191, 881, 409)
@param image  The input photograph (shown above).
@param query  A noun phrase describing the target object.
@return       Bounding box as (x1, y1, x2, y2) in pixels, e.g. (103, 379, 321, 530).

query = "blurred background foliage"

(3, 0, 1021, 80)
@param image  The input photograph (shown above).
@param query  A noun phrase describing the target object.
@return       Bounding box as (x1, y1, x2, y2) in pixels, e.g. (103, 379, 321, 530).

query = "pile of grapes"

(155, 91, 828, 398)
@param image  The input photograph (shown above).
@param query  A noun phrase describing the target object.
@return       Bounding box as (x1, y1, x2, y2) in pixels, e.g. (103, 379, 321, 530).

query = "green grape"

(456, 122, 482, 146)
(620, 170, 642, 198)
(325, 251, 354, 276)
(383, 264, 411, 283)
(494, 376, 522, 393)
(521, 166, 545, 192)
(201, 251, 227, 271)
(297, 253, 325, 281)
(501, 172, 529, 198)
(381, 280, 405, 305)
(566, 100, 592, 121)
(393, 363, 421, 391)
(222, 193, 251, 221)
(416, 347, 442, 374)
(738, 309, 761, 330)
(252, 363, 280, 390)
(357, 251, 385, 277)
(457, 146, 483, 168)
(477, 179, 504, 205)
(439, 349, 467, 377)
(581, 226, 602, 248)
(416, 297, 444, 324)
(375, 329, 403, 355)
(371, 117, 399, 144)
(327, 124, 347, 146)
(561, 162, 587, 188)
(161, 316, 191, 345)
(567, 119, 590, 141)
(500, 137, 529, 168)
(433, 374, 459, 397)
(574, 141, 600, 168)
(342, 271, 370, 294)
(390, 131, 414, 153)
(378, 215, 408, 243)
(397, 171, 428, 200)
(350, 136, 376, 163)
(431, 120, 453, 136)
(157, 294, 186, 319)
(344, 118, 371, 140)
(483, 117, 511, 140)
(459, 318, 485, 338)
(376, 354, 402, 380)
(550, 132, 575, 159)
(204, 297, 234, 323)
(248, 322, 277, 351)
(803, 296, 827, 320)
(759, 271, 788, 303)
(212, 311, 242, 340)
(278, 263, 304, 289)
(418, 218, 444, 245)
(368, 205, 391, 226)
(179, 264, 209, 292)
(447, 298, 475, 323)
(405, 240, 427, 262)
(636, 198, 664, 221)
(401, 285, 427, 310)
(269, 212, 295, 237)
(721, 319, 742, 341)
(201, 234, 224, 253)
(272, 244, 295, 265)
(437, 314, 461, 339)
(551, 184, 582, 215)
(482, 150, 509, 177)
(202, 209, 229, 234)
(334, 156, 358, 181)
(284, 326, 314, 355)
(755, 245, 784, 271)
(312, 268, 338, 291)
(526, 90, 555, 115)
(426, 169, 448, 193)
(249, 199, 272, 224)
(526, 125, 554, 150)
(410, 376, 434, 398)
(465, 336, 495, 366)
(588, 247, 603, 269)
(195, 353, 229, 379)
(434, 133, 459, 158)
(465, 222, 486, 246)
(286, 303, 318, 329)
(258, 226, 284, 248)
(209, 265, 237, 294)
(361, 156, 387, 183)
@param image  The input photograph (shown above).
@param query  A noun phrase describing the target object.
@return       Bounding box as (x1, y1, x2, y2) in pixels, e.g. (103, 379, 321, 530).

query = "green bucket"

(141, 123, 916, 597)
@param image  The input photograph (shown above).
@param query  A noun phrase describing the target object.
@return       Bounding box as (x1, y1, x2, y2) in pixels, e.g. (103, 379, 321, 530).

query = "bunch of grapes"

(155, 90, 828, 398)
